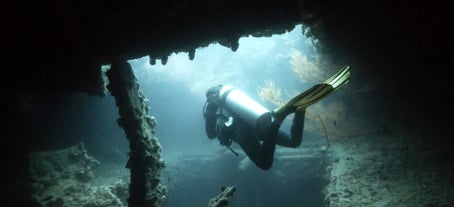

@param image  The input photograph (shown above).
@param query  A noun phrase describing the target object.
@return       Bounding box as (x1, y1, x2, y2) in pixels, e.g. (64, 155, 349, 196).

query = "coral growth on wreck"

(289, 49, 325, 84)
(30, 142, 129, 207)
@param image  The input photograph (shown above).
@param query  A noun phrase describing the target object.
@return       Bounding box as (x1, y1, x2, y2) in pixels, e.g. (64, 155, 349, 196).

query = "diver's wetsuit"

(204, 66, 350, 170)
(204, 100, 305, 170)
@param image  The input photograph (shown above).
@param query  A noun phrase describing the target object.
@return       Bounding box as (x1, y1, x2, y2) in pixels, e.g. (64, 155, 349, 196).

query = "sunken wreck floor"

(29, 127, 454, 206)
(29, 139, 331, 207)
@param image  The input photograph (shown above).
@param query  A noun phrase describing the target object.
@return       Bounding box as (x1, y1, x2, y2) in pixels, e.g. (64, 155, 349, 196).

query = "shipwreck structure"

(3, 0, 452, 206)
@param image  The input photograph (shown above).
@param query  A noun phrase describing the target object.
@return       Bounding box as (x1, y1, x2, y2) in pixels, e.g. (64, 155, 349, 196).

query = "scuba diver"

(203, 65, 350, 170)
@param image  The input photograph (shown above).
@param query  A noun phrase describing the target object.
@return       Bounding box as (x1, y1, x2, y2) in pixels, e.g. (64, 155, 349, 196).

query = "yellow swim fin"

(273, 65, 350, 118)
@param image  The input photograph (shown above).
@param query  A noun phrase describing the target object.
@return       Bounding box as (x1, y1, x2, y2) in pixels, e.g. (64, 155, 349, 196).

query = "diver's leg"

(234, 124, 276, 170)
(275, 110, 305, 148)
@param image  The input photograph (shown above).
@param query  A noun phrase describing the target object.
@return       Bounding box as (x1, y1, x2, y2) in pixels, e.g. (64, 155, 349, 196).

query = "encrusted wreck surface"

(208, 186, 236, 207)
(324, 132, 454, 206)
(30, 142, 128, 207)
(106, 61, 166, 207)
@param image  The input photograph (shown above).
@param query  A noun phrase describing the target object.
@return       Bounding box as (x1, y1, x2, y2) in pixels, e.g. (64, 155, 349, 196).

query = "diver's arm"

(204, 103, 218, 139)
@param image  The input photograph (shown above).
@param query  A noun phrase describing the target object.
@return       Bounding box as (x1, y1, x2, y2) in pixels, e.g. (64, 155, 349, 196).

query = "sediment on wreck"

(106, 61, 166, 207)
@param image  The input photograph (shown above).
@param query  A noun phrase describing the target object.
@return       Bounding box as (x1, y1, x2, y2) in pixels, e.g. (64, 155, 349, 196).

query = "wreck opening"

(126, 24, 336, 206)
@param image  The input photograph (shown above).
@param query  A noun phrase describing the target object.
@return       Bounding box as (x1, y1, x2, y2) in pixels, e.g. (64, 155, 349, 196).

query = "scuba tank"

(218, 85, 272, 136)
